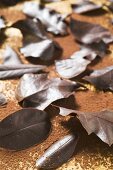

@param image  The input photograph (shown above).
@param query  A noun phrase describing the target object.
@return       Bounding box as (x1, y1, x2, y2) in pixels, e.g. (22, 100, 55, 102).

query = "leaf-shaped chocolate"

(16, 73, 78, 110)
(70, 18, 113, 44)
(0, 108, 51, 150)
(23, 2, 68, 35)
(0, 65, 46, 79)
(71, 1, 102, 14)
(13, 18, 62, 61)
(76, 110, 113, 146)
(3, 46, 22, 65)
(55, 48, 97, 79)
(83, 66, 113, 91)
(20, 39, 60, 61)
(57, 108, 113, 146)
(36, 134, 78, 169)
(0, 93, 7, 106)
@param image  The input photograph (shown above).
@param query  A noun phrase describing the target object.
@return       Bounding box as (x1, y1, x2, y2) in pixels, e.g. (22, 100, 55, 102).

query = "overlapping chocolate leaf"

(0, 46, 46, 79)
(83, 66, 113, 91)
(0, 93, 7, 106)
(23, 2, 68, 35)
(57, 108, 113, 146)
(0, 108, 51, 150)
(13, 18, 61, 60)
(71, 1, 102, 14)
(16, 73, 78, 110)
(76, 110, 113, 146)
(36, 134, 78, 169)
(55, 48, 97, 79)
(70, 18, 113, 44)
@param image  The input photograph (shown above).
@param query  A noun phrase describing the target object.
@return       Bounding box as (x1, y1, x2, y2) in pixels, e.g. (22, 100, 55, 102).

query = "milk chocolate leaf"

(0, 93, 7, 106)
(71, 1, 102, 14)
(36, 134, 78, 169)
(23, 2, 68, 35)
(16, 74, 77, 110)
(76, 110, 113, 146)
(83, 66, 113, 91)
(3, 46, 22, 65)
(55, 48, 97, 79)
(0, 65, 46, 79)
(0, 108, 51, 150)
(20, 39, 60, 61)
(70, 18, 113, 44)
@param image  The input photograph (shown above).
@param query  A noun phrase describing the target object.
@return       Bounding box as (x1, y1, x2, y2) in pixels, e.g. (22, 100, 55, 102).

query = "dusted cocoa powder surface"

(0, 0, 113, 170)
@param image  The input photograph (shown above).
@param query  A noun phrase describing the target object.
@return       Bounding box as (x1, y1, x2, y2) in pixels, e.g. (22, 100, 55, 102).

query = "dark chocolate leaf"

(0, 93, 7, 106)
(83, 66, 113, 91)
(81, 40, 108, 58)
(20, 39, 60, 61)
(0, 108, 51, 150)
(57, 108, 113, 146)
(23, 2, 68, 35)
(3, 46, 22, 65)
(70, 18, 113, 44)
(16, 73, 78, 110)
(36, 134, 78, 169)
(55, 48, 97, 79)
(0, 65, 46, 79)
(12, 18, 47, 40)
(13, 18, 62, 61)
(76, 110, 113, 146)
(71, 1, 102, 14)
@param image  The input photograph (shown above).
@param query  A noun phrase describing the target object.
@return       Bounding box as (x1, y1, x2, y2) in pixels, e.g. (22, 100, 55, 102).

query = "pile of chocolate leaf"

(0, 0, 113, 169)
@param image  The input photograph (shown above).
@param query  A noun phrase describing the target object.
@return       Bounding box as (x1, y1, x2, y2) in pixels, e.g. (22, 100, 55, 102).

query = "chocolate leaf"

(71, 1, 102, 14)
(55, 48, 97, 79)
(0, 108, 51, 150)
(0, 65, 46, 79)
(57, 108, 113, 146)
(23, 2, 68, 35)
(12, 18, 47, 40)
(3, 46, 22, 65)
(36, 134, 78, 169)
(13, 18, 62, 60)
(0, 93, 7, 106)
(83, 66, 113, 91)
(76, 110, 113, 146)
(20, 39, 60, 61)
(70, 18, 113, 44)
(16, 73, 78, 110)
